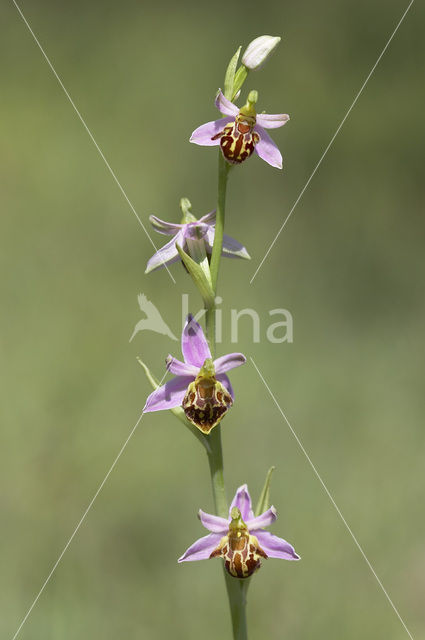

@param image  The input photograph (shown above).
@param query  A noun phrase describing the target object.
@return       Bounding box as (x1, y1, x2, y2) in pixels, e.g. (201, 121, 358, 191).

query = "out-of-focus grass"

(1, 0, 424, 638)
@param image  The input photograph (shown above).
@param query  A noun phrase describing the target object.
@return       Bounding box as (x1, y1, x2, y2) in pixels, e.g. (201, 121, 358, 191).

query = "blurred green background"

(1, 0, 424, 638)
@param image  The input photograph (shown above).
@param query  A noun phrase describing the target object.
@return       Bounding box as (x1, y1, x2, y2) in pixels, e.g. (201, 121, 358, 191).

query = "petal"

(254, 126, 283, 169)
(198, 509, 229, 533)
(190, 117, 233, 146)
(255, 530, 300, 560)
(198, 210, 216, 225)
(145, 233, 182, 274)
(229, 484, 254, 521)
(216, 373, 234, 400)
(178, 533, 223, 562)
(214, 353, 246, 374)
(215, 90, 239, 117)
(221, 233, 251, 259)
(181, 315, 211, 367)
(143, 376, 192, 412)
(205, 228, 250, 260)
(256, 113, 290, 129)
(166, 355, 198, 377)
(246, 506, 277, 530)
(205, 227, 215, 253)
(149, 215, 183, 236)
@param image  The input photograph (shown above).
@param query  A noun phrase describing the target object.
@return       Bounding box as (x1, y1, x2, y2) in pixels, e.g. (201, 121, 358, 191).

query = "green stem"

(210, 153, 230, 292)
(205, 306, 216, 355)
(206, 426, 227, 517)
(224, 576, 249, 640)
(205, 289, 228, 517)
(204, 150, 248, 640)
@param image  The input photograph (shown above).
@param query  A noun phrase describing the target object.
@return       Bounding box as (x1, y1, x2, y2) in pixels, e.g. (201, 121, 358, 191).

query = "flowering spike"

(182, 357, 233, 434)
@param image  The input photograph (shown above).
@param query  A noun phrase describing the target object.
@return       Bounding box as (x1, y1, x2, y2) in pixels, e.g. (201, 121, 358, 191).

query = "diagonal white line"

(250, 0, 415, 284)
(12, 0, 176, 284)
(250, 356, 414, 639)
(10, 402, 147, 640)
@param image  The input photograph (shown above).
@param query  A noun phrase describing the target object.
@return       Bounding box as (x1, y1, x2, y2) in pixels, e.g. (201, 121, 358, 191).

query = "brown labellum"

(211, 115, 260, 165)
(182, 375, 233, 435)
(210, 532, 268, 579)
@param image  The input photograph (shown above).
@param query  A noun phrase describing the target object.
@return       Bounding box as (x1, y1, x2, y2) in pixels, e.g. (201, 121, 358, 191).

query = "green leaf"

(224, 46, 241, 100)
(232, 65, 249, 101)
(255, 466, 276, 516)
(175, 243, 215, 309)
(137, 358, 210, 452)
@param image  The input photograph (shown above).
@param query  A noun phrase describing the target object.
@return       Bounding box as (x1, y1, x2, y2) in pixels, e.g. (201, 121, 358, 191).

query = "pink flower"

(145, 209, 250, 274)
(190, 90, 289, 169)
(179, 484, 300, 578)
(143, 315, 246, 434)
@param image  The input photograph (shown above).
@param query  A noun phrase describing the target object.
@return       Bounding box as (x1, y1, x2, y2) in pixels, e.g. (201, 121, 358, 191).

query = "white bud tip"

(242, 35, 281, 70)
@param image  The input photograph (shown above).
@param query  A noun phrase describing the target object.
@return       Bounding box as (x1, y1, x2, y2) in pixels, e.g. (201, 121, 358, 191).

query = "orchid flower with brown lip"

(179, 484, 300, 578)
(190, 90, 289, 169)
(143, 315, 246, 434)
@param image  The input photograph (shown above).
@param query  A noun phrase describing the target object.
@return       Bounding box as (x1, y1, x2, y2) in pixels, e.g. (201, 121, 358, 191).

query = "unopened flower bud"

(242, 35, 281, 70)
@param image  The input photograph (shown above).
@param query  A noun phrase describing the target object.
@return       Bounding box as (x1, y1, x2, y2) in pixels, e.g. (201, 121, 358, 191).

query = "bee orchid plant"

(139, 36, 299, 640)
